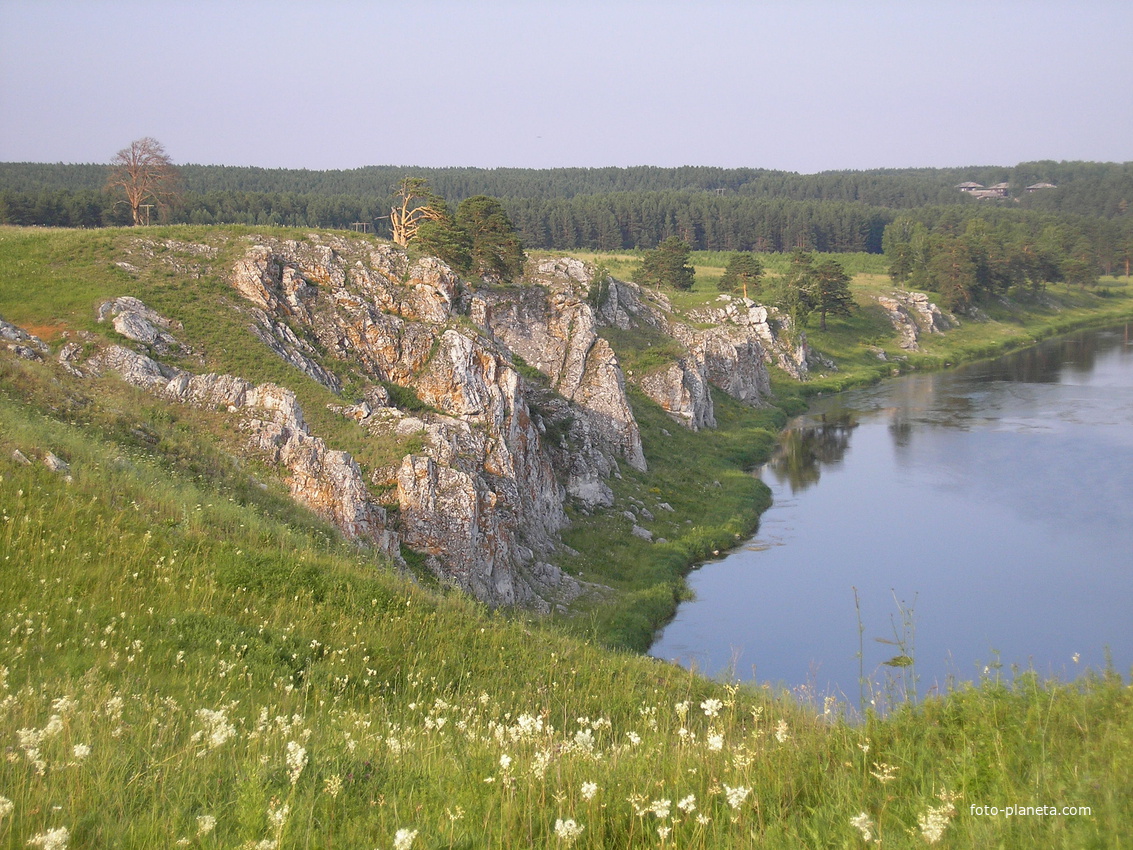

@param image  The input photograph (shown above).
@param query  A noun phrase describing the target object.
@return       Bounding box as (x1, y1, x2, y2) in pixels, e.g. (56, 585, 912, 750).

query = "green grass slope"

(2, 226, 1132, 847)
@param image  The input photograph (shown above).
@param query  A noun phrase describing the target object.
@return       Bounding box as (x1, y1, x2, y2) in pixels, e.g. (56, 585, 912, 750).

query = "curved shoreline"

(645, 309, 1133, 656)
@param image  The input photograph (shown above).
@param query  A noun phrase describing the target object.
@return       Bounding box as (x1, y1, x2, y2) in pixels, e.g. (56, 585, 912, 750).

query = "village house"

(955, 181, 1011, 199)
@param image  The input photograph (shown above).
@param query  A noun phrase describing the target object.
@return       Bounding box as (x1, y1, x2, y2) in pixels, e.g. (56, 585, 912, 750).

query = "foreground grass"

(3, 359, 1132, 849)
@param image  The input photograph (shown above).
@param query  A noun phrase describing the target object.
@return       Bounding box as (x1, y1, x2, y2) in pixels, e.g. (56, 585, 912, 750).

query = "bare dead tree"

(388, 177, 446, 246)
(106, 137, 181, 225)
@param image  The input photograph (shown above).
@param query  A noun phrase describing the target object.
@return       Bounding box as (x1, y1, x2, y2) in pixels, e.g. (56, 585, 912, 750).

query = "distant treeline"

(2, 160, 1130, 253)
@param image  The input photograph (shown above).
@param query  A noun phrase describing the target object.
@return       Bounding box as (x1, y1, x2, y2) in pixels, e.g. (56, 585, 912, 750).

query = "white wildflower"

(674, 701, 689, 719)
(324, 774, 343, 798)
(918, 804, 952, 844)
(393, 827, 418, 850)
(649, 799, 672, 819)
(573, 727, 594, 752)
(193, 708, 236, 753)
(918, 790, 959, 844)
(706, 730, 724, 752)
(285, 740, 307, 784)
(850, 811, 875, 842)
(196, 815, 216, 836)
(267, 799, 289, 833)
(72, 743, 91, 761)
(657, 825, 672, 840)
(774, 719, 790, 742)
(0, 796, 13, 820)
(581, 781, 598, 801)
(26, 826, 70, 850)
(553, 818, 584, 845)
(677, 794, 697, 813)
(723, 784, 751, 810)
(696, 813, 711, 825)
(531, 748, 553, 779)
(700, 698, 722, 717)
(870, 762, 898, 784)
(50, 696, 76, 715)
(626, 731, 641, 746)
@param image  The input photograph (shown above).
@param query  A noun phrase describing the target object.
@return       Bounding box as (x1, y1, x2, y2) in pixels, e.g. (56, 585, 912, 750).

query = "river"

(650, 323, 1133, 705)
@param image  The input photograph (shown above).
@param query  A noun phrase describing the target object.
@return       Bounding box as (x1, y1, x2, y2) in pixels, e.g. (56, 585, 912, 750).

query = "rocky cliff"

(5, 233, 790, 611)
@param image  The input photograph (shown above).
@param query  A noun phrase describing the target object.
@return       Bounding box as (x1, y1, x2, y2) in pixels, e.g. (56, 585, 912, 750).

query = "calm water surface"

(651, 324, 1133, 700)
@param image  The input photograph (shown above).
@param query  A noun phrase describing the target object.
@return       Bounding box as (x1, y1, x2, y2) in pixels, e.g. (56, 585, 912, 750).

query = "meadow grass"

(3, 353, 1132, 849)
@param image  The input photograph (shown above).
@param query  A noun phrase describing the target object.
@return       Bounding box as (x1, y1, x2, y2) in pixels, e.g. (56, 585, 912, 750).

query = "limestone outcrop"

(471, 258, 646, 474)
(224, 241, 583, 608)
(97, 296, 184, 354)
(592, 279, 777, 429)
(50, 237, 807, 611)
(685, 297, 811, 381)
(876, 291, 955, 351)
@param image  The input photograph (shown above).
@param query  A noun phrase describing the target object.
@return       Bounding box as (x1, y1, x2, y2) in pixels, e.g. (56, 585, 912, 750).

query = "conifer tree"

(635, 236, 695, 290)
(718, 252, 764, 299)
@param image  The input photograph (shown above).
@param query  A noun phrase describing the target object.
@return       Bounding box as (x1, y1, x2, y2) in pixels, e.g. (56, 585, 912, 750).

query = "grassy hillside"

(2, 225, 1132, 847)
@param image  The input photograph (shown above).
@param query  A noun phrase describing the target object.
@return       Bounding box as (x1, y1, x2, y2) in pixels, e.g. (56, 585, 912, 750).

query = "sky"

(1, 0, 1130, 174)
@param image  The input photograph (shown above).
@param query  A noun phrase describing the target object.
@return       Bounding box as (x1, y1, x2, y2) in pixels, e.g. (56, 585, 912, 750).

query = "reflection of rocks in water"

(767, 411, 857, 493)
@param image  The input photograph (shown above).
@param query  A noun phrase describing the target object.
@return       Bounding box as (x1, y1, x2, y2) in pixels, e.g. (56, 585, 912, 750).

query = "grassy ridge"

(3, 354, 1132, 848)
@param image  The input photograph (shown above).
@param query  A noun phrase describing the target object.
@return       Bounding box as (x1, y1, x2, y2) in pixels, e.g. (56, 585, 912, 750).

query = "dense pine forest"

(2, 160, 1131, 264)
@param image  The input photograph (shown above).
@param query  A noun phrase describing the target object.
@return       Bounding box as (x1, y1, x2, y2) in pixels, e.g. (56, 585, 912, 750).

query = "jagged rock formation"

(471, 257, 647, 498)
(876, 291, 955, 351)
(5, 235, 790, 611)
(97, 296, 184, 354)
(226, 239, 582, 608)
(685, 297, 812, 381)
(592, 279, 780, 429)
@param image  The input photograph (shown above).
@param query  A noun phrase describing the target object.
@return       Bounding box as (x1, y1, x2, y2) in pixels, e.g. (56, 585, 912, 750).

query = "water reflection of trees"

(971, 327, 1121, 384)
(767, 412, 858, 493)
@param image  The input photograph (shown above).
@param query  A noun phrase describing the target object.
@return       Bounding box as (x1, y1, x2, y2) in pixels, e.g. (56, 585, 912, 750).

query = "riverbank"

(652, 322, 1133, 698)
(570, 274, 1133, 653)
(782, 276, 1133, 402)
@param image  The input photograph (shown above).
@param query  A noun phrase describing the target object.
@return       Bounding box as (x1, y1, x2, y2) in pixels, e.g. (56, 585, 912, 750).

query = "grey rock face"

(471, 262, 646, 473)
(639, 358, 717, 431)
(97, 296, 184, 354)
(591, 278, 775, 428)
(876, 291, 954, 351)
(1, 317, 49, 360)
(225, 242, 583, 608)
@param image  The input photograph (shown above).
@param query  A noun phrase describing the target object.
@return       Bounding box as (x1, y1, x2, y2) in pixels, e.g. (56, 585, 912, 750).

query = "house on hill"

(956, 181, 1009, 199)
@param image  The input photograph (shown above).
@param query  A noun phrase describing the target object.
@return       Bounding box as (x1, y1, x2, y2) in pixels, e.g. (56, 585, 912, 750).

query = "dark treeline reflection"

(965, 324, 1131, 384)
(765, 411, 858, 493)
(763, 323, 1132, 496)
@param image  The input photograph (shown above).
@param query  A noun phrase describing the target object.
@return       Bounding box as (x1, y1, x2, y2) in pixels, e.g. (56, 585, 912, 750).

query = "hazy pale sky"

(2, 0, 1129, 173)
